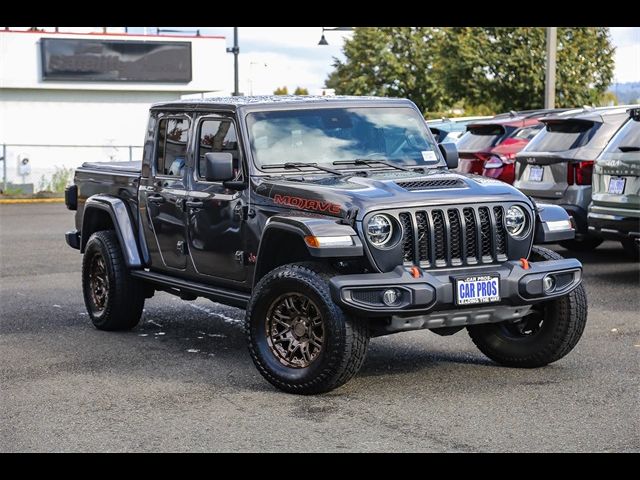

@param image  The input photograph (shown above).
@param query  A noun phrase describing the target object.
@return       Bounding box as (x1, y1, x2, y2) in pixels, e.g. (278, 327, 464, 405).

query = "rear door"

(139, 114, 190, 271)
(515, 119, 600, 198)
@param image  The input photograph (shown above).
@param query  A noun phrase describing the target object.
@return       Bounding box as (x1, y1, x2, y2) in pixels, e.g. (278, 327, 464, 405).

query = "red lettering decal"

(272, 194, 341, 215)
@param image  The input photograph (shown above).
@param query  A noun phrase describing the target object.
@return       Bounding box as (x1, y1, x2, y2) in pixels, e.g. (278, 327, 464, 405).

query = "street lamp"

(226, 27, 241, 96)
(318, 27, 354, 46)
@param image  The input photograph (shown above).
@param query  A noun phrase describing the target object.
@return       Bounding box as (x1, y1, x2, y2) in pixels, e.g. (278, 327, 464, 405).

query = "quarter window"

(156, 118, 189, 177)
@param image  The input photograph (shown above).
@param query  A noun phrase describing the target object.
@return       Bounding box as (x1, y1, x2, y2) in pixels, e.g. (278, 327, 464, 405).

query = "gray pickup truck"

(65, 96, 587, 394)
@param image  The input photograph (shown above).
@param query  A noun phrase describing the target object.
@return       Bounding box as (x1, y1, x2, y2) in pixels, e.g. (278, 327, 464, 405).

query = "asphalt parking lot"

(1, 203, 638, 452)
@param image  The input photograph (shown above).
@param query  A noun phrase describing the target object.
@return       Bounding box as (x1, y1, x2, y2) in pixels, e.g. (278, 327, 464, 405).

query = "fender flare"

(533, 202, 576, 244)
(80, 194, 143, 268)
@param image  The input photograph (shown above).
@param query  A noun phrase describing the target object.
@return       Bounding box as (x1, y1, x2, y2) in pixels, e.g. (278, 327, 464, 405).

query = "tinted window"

(603, 119, 640, 154)
(156, 118, 189, 177)
(247, 107, 440, 168)
(197, 119, 240, 180)
(457, 125, 507, 151)
(512, 125, 542, 140)
(526, 119, 599, 152)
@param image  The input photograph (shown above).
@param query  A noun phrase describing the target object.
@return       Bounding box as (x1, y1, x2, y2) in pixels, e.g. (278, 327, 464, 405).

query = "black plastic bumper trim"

(65, 230, 80, 250)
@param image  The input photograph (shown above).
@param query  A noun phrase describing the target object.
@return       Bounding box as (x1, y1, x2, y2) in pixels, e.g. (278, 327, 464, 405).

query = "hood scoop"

(395, 178, 467, 191)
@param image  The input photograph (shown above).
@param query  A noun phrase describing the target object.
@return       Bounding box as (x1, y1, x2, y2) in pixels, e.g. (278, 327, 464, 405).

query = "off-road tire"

(82, 230, 145, 331)
(559, 236, 603, 252)
(467, 246, 587, 367)
(246, 262, 369, 394)
(621, 239, 640, 261)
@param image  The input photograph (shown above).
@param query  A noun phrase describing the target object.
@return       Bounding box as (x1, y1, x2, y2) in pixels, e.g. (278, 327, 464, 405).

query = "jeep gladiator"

(65, 96, 587, 394)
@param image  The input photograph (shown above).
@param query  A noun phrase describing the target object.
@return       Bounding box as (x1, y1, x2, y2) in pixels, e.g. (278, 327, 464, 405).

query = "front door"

(187, 116, 247, 282)
(139, 115, 190, 271)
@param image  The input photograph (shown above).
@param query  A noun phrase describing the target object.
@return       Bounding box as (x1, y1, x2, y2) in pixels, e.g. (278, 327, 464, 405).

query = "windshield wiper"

(262, 162, 343, 175)
(333, 159, 413, 172)
(619, 146, 640, 152)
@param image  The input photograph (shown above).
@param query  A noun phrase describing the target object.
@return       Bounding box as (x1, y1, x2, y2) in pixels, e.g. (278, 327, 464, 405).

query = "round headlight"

(367, 214, 393, 247)
(505, 206, 526, 237)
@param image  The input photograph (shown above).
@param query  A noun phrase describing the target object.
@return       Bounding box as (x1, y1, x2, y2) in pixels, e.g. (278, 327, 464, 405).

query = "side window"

(198, 119, 240, 180)
(156, 118, 189, 177)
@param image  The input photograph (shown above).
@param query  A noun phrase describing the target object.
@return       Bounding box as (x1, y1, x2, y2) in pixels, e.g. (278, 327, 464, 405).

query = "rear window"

(456, 125, 507, 151)
(526, 119, 599, 152)
(511, 124, 543, 140)
(603, 119, 640, 154)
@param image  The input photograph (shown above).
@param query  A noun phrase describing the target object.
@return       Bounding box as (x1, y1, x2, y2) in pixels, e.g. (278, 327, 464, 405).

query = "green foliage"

(327, 27, 615, 114)
(293, 87, 309, 95)
(38, 166, 74, 193)
(597, 91, 619, 107)
(273, 86, 289, 95)
(1, 185, 27, 195)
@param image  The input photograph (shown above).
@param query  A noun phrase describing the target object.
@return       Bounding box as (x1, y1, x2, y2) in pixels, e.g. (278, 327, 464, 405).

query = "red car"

(456, 109, 567, 184)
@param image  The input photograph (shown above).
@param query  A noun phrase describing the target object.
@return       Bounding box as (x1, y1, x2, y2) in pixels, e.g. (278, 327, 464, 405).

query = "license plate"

(455, 275, 500, 306)
(528, 166, 544, 182)
(608, 177, 626, 195)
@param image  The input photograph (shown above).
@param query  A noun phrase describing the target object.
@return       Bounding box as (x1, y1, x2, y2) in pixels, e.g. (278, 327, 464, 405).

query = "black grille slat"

(463, 208, 478, 262)
(396, 179, 465, 191)
(396, 204, 516, 269)
(432, 210, 446, 264)
(493, 206, 507, 257)
(478, 207, 492, 258)
(399, 213, 414, 264)
(415, 212, 430, 266)
(448, 209, 462, 262)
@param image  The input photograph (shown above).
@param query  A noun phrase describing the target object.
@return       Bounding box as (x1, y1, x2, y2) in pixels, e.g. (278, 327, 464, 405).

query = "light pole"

(227, 27, 241, 96)
(318, 27, 354, 46)
(545, 27, 557, 109)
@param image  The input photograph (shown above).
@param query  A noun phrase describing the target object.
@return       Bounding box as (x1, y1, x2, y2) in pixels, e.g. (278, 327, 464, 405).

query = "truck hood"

(252, 169, 530, 221)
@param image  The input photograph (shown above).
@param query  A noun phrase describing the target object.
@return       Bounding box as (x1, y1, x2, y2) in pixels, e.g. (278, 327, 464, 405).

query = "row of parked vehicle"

(427, 106, 640, 258)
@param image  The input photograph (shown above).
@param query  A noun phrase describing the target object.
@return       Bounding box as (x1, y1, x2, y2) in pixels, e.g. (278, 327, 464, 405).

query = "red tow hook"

(409, 266, 422, 278)
(519, 258, 530, 270)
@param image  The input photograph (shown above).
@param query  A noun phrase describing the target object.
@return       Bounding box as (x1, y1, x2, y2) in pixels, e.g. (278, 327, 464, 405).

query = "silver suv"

(513, 106, 637, 252)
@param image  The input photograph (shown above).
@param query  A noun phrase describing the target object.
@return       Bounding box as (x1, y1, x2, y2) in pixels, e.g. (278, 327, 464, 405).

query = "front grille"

(397, 205, 509, 268)
(395, 178, 466, 191)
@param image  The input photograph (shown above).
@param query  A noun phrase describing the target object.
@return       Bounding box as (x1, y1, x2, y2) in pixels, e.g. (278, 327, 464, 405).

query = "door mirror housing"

(204, 152, 234, 182)
(438, 142, 459, 170)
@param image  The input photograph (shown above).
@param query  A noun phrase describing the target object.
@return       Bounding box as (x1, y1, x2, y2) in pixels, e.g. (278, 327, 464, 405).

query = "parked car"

(514, 105, 637, 251)
(64, 95, 585, 394)
(426, 116, 491, 144)
(588, 107, 640, 258)
(456, 109, 569, 184)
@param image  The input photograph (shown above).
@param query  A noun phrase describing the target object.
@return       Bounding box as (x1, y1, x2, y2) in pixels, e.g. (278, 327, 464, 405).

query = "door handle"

(148, 195, 165, 204)
(185, 200, 204, 209)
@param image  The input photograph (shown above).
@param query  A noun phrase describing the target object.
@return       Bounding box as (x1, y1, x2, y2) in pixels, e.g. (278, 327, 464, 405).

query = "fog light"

(543, 276, 556, 293)
(382, 289, 400, 306)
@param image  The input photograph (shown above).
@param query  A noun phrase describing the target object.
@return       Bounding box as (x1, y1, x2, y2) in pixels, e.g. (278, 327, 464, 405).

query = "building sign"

(40, 38, 192, 83)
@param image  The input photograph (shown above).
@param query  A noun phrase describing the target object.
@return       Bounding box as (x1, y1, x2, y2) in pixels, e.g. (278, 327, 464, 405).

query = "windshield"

(526, 119, 599, 152)
(456, 125, 508, 151)
(246, 107, 441, 169)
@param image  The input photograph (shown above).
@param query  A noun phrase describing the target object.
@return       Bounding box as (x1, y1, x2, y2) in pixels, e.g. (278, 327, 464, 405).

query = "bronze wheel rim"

(265, 293, 324, 368)
(89, 253, 109, 313)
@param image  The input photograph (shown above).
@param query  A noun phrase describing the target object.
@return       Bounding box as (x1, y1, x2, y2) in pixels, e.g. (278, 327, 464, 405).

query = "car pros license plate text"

(455, 275, 500, 306)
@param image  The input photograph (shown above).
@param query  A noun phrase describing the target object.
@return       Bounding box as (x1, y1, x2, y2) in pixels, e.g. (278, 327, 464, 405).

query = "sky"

(133, 27, 639, 95)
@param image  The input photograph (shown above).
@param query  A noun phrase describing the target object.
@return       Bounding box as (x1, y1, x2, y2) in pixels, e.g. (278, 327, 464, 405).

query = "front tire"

(621, 239, 640, 260)
(82, 230, 145, 331)
(467, 246, 587, 368)
(559, 236, 603, 252)
(246, 263, 369, 394)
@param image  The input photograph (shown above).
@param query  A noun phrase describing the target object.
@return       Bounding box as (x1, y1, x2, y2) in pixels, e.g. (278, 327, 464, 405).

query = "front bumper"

(65, 229, 80, 249)
(588, 205, 640, 241)
(329, 259, 582, 318)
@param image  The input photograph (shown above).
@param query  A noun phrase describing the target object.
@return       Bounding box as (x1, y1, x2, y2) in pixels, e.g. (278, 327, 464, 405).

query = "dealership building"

(0, 28, 230, 190)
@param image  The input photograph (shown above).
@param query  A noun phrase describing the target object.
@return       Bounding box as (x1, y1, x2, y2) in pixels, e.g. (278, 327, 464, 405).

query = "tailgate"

(514, 152, 570, 199)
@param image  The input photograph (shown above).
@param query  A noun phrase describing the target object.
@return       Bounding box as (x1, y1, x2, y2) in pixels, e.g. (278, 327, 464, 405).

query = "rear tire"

(467, 246, 587, 367)
(82, 230, 145, 331)
(246, 262, 369, 394)
(559, 236, 603, 252)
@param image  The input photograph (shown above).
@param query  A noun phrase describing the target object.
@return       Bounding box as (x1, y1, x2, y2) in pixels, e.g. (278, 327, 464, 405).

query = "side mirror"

(204, 152, 234, 182)
(438, 142, 459, 169)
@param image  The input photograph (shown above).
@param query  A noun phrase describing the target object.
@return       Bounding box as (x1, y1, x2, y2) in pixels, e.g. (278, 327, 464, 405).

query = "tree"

(327, 27, 615, 114)
(326, 27, 446, 113)
(293, 87, 309, 95)
(273, 86, 288, 95)
(439, 27, 615, 111)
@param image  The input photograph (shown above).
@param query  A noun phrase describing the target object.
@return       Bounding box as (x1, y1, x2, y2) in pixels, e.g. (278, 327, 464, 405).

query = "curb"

(0, 198, 65, 204)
